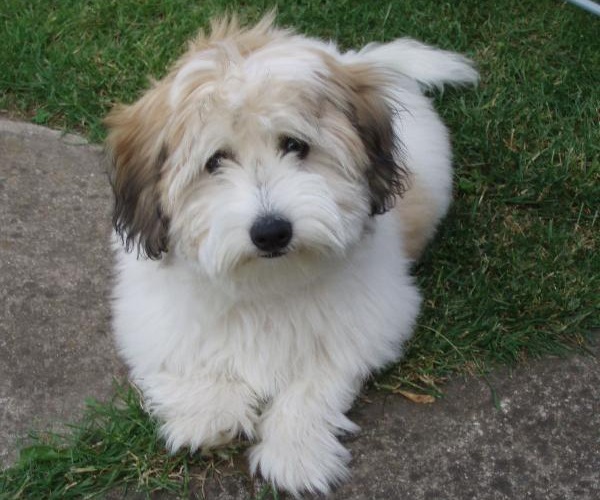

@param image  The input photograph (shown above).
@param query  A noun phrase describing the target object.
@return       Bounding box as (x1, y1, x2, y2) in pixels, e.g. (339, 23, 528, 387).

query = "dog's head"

(105, 14, 408, 288)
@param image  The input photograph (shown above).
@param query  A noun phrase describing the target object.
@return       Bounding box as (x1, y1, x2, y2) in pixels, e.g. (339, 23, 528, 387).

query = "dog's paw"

(159, 402, 257, 453)
(248, 424, 351, 496)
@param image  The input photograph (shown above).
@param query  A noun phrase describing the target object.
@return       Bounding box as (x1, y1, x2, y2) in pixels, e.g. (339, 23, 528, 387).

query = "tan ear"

(326, 60, 409, 215)
(104, 85, 171, 259)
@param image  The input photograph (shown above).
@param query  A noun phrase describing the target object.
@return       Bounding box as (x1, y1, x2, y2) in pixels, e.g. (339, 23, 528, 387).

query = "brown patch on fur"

(104, 83, 172, 259)
(393, 176, 438, 260)
(323, 58, 409, 215)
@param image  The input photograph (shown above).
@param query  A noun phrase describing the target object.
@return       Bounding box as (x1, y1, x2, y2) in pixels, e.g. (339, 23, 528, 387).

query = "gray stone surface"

(333, 346, 599, 500)
(0, 119, 125, 467)
(0, 118, 598, 499)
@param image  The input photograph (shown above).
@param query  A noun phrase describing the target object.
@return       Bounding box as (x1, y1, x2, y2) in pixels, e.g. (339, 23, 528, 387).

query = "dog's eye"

(205, 150, 230, 174)
(280, 136, 309, 160)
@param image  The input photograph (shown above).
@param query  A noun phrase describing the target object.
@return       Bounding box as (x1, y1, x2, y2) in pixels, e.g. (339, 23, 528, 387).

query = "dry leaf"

(394, 389, 436, 404)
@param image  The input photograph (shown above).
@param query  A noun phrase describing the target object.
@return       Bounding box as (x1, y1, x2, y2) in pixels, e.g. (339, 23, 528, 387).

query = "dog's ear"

(104, 87, 171, 259)
(328, 61, 409, 215)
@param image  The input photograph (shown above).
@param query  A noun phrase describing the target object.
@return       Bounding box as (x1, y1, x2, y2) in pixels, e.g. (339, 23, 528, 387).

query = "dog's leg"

(248, 373, 361, 496)
(140, 373, 259, 452)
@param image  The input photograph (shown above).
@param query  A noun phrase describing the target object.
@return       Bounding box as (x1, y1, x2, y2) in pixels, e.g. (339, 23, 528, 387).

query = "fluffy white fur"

(106, 14, 477, 496)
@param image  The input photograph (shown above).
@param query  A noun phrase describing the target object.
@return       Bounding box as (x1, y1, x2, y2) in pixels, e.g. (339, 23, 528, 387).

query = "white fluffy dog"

(105, 14, 477, 496)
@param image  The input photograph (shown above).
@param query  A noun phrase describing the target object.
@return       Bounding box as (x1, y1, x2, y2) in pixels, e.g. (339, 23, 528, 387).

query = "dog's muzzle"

(250, 215, 293, 258)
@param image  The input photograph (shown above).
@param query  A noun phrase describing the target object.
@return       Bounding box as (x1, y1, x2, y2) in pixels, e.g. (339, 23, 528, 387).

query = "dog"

(105, 13, 477, 496)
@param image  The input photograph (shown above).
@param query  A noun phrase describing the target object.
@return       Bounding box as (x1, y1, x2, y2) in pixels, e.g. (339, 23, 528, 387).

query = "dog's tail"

(356, 39, 479, 91)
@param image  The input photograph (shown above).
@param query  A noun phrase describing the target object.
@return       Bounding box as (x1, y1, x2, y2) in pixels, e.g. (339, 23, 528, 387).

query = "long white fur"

(111, 20, 477, 497)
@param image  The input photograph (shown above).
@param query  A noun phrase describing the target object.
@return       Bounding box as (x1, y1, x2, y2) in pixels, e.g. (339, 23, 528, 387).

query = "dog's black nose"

(250, 215, 293, 254)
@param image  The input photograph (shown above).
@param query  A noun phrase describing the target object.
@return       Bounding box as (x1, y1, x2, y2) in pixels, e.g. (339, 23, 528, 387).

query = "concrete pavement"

(1, 118, 598, 498)
(0, 119, 125, 467)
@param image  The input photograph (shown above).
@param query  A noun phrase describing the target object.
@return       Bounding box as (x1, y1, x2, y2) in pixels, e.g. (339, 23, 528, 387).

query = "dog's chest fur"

(112, 215, 420, 399)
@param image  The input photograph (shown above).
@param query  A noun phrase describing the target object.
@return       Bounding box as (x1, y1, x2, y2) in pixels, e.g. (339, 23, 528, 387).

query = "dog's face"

(106, 16, 407, 289)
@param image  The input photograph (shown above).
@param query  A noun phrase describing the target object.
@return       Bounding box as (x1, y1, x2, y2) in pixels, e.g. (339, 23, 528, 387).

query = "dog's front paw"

(248, 424, 351, 496)
(143, 377, 259, 453)
(157, 397, 257, 453)
(160, 409, 254, 452)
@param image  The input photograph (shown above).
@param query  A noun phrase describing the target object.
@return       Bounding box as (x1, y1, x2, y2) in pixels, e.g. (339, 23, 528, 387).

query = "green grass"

(0, 386, 253, 499)
(1, 0, 598, 497)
